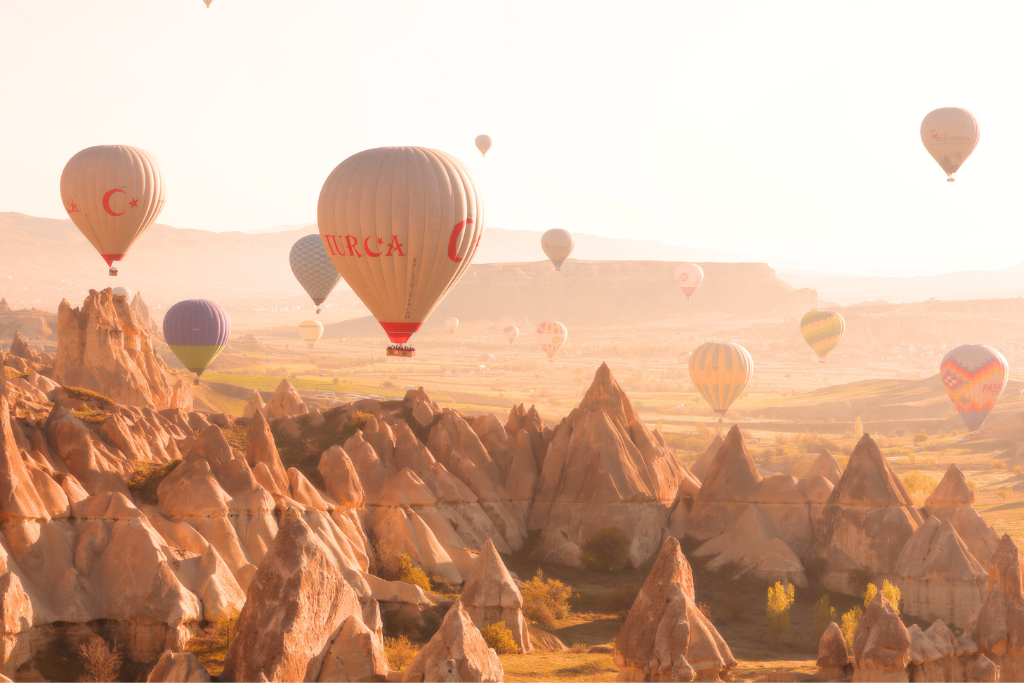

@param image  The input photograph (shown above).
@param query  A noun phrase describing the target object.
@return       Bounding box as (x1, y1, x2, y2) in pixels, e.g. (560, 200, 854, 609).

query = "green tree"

(767, 581, 795, 648)
(841, 607, 863, 650)
(912, 432, 928, 444)
(812, 594, 837, 640)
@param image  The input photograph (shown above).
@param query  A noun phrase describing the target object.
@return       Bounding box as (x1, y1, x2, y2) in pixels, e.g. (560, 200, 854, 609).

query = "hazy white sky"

(1, 1, 1023, 274)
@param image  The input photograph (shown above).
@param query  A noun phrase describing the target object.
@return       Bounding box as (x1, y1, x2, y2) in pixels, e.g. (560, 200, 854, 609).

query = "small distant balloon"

(689, 342, 752, 420)
(921, 108, 979, 182)
(677, 350, 691, 365)
(445, 317, 459, 334)
(673, 264, 704, 299)
(940, 344, 1008, 431)
(479, 352, 496, 363)
(112, 286, 132, 300)
(163, 299, 231, 378)
(541, 229, 574, 271)
(504, 325, 519, 344)
(290, 235, 342, 314)
(203, 0, 212, 6)
(475, 135, 492, 156)
(299, 320, 324, 349)
(800, 310, 845, 363)
(536, 321, 567, 360)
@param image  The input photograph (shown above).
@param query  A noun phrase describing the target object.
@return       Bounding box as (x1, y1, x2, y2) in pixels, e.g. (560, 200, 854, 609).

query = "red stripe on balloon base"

(100, 253, 125, 267)
(380, 321, 423, 344)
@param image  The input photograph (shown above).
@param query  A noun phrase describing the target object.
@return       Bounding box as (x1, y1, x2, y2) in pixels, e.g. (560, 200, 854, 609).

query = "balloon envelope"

(678, 351, 691, 365)
(163, 300, 231, 376)
(299, 320, 324, 348)
(112, 286, 132, 301)
(290, 234, 342, 310)
(504, 325, 519, 344)
(541, 229, 574, 270)
(674, 264, 704, 298)
(479, 352, 496, 362)
(60, 145, 167, 271)
(921, 108, 979, 181)
(475, 135, 492, 156)
(800, 310, 845, 361)
(536, 321, 567, 360)
(689, 342, 753, 416)
(445, 317, 459, 334)
(317, 147, 484, 345)
(940, 344, 1008, 431)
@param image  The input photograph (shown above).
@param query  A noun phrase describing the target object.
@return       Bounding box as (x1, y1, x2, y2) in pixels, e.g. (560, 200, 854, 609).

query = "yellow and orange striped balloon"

(800, 310, 845, 362)
(689, 342, 752, 417)
(536, 321, 567, 360)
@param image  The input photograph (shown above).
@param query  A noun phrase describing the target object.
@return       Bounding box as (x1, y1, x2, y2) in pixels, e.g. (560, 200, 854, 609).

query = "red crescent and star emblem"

(128, 198, 139, 209)
(103, 188, 126, 216)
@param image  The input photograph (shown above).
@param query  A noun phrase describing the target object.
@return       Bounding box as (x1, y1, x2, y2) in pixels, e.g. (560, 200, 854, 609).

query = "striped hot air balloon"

(689, 342, 752, 422)
(504, 325, 519, 344)
(536, 321, 567, 360)
(299, 320, 324, 348)
(800, 310, 845, 363)
(290, 235, 341, 314)
(163, 300, 231, 380)
(940, 344, 1008, 431)
(60, 145, 167, 276)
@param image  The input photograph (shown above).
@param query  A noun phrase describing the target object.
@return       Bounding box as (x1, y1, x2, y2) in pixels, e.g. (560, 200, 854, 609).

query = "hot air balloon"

(674, 264, 704, 299)
(290, 234, 342, 314)
(678, 350, 691, 365)
(479, 352, 496, 363)
(537, 321, 567, 360)
(112, 286, 132, 301)
(163, 300, 231, 382)
(299, 320, 324, 348)
(800, 310, 845, 363)
(940, 344, 1008, 431)
(203, 0, 212, 6)
(445, 317, 459, 334)
(689, 342, 752, 424)
(475, 135, 492, 157)
(921, 108, 979, 182)
(318, 147, 483, 356)
(60, 145, 167, 276)
(541, 229, 574, 271)
(504, 325, 519, 344)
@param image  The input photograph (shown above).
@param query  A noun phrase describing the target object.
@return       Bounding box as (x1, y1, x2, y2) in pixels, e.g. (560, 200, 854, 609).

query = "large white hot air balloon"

(445, 317, 459, 334)
(475, 135, 492, 157)
(674, 263, 704, 300)
(541, 229, 574, 271)
(60, 145, 167, 276)
(318, 147, 484, 352)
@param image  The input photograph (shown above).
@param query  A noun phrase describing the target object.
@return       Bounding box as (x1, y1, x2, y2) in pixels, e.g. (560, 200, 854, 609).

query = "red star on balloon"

(128, 198, 139, 209)
(377, 237, 384, 245)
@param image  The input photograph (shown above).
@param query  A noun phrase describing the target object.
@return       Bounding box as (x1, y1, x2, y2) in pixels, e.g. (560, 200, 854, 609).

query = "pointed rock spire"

(926, 463, 974, 506)
(805, 448, 842, 485)
(687, 425, 762, 541)
(830, 434, 918, 509)
(246, 410, 289, 494)
(689, 433, 723, 482)
(460, 538, 532, 653)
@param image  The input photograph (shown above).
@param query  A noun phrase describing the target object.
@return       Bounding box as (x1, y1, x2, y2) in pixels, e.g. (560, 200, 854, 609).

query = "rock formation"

(146, 651, 212, 682)
(7, 332, 38, 363)
(812, 434, 922, 594)
(689, 434, 723, 483)
(852, 591, 912, 682)
(527, 363, 689, 568)
(266, 378, 308, 419)
(614, 536, 736, 682)
(895, 516, 988, 628)
(130, 293, 161, 338)
(686, 425, 762, 541)
(816, 621, 852, 681)
(966, 534, 1024, 681)
(805, 448, 843, 485)
(694, 504, 808, 586)
(221, 513, 388, 682)
(242, 388, 266, 418)
(906, 620, 963, 683)
(459, 538, 532, 653)
(0, 300, 9, 313)
(401, 601, 504, 683)
(53, 290, 193, 411)
(925, 464, 1000, 565)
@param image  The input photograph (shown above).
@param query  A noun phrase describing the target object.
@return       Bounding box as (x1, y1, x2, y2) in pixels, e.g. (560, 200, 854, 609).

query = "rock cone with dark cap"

(926, 463, 1000, 565)
(686, 425, 762, 541)
(812, 434, 922, 594)
(614, 536, 736, 682)
(527, 363, 688, 567)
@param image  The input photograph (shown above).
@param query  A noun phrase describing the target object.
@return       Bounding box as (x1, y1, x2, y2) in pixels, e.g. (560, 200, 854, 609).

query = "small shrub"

(429, 575, 456, 596)
(1000, 488, 1014, 501)
(569, 642, 589, 654)
(580, 527, 631, 573)
(395, 555, 431, 591)
(384, 635, 416, 670)
(864, 580, 901, 614)
(480, 622, 518, 654)
(78, 638, 122, 683)
(345, 410, 375, 432)
(522, 570, 571, 625)
(71, 407, 111, 424)
(374, 540, 401, 580)
(812, 594, 836, 640)
(529, 601, 557, 629)
(215, 604, 240, 646)
(766, 581, 795, 649)
(723, 594, 749, 622)
(912, 432, 928, 444)
(847, 566, 874, 595)
(697, 602, 712, 621)
(841, 606, 863, 650)
(127, 460, 182, 506)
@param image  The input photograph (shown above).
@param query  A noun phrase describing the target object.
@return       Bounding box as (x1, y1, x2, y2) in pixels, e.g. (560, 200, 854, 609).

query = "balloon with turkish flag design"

(317, 147, 484, 346)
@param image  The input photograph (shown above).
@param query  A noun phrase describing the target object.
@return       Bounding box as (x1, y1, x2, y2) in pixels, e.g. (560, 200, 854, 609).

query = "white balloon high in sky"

(317, 147, 484, 345)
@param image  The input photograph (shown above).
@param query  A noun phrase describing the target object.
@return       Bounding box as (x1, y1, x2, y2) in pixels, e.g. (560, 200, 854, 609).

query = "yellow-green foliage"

(345, 410, 375, 432)
(901, 470, 936, 506)
(127, 460, 181, 505)
(384, 635, 417, 670)
(63, 386, 115, 407)
(863, 580, 901, 613)
(812, 594, 837, 639)
(480, 621, 519, 654)
(71, 406, 111, 424)
(841, 606, 863, 650)
(396, 554, 431, 591)
(766, 581, 795, 648)
(522, 570, 571, 627)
